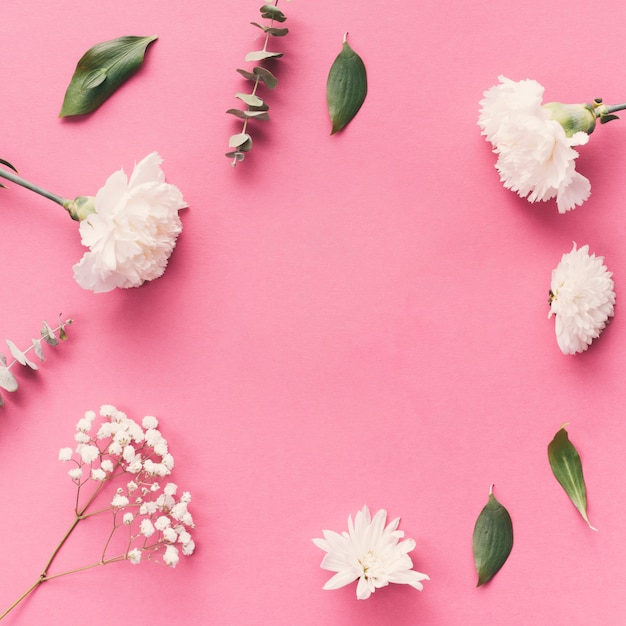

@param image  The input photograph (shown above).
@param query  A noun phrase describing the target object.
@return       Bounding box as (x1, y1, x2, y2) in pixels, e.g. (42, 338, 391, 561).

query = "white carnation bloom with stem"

(0, 152, 187, 293)
(479, 76, 626, 213)
(312, 506, 429, 600)
(549, 243, 615, 354)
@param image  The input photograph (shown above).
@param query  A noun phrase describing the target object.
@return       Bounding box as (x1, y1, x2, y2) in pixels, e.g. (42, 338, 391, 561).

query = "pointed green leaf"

(59, 35, 158, 117)
(548, 425, 596, 530)
(259, 4, 287, 22)
(244, 50, 283, 62)
(235, 92, 264, 108)
(472, 486, 513, 586)
(0, 365, 18, 393)
(326, 35, 368, 135)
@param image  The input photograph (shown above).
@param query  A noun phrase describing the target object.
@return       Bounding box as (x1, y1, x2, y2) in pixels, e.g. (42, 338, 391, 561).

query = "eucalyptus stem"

(604, 102, 626, 115)
(0, 165, 67, 207)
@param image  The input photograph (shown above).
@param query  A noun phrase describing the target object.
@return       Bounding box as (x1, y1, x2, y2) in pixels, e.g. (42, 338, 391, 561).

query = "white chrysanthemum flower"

(479, 76, 593, 213)
(312, 506, 430, 600)
(72, 152, 187, 293)
(549, 243, 615, 354)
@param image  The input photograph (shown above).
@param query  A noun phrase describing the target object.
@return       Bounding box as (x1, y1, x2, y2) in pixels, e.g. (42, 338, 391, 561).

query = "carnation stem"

(0, 164, 68, 207)
(604, 102, 626, 115)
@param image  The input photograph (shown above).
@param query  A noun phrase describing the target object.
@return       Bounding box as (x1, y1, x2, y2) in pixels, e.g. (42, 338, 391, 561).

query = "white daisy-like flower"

(312, 506, 430, 600)
(549, 243, 615, 354)
(479, 76, 594, 213)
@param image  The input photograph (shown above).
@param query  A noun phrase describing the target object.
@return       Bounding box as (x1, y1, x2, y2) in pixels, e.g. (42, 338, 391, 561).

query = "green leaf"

(6, 339, 38, 370)
(250, 22, 289, 36)
(548, 425, 596, 530)
(59, 35, 157, 117)
(228, 133, 253, 152)
(472, 486, 513, 586)
(236, 67, 277, 89)
(244, 50, 283, 62)
(226, 109, 270, 121)
(235, 92, 264, 108)
(326, 35, 368, 134)
(259, 4, 287, 22)
(41, 321, 58, 346)
(0, 365, 18, 393)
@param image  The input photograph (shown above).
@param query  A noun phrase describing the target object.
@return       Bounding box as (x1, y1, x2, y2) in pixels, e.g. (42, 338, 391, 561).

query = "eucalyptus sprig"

(0, 316, 72, 407)
(226, 1, 291, 166)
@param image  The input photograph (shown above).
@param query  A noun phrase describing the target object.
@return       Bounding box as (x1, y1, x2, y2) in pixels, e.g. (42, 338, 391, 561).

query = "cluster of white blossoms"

(59, 404, 195, 567)
(549, 244, 615, 354)
(479, 76, 595, 213)
(71, 152, 187, 293)
(313, 506, 429, 600)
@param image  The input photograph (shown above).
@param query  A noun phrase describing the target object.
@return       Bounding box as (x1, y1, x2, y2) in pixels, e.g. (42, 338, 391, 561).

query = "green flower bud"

(543, 102, 597, 136)
(63, 195, 96, 221)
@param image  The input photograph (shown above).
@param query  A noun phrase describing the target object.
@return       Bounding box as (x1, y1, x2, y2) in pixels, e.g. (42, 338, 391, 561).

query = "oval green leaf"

(326, 35, 367, 135)
(59, 35, 158, 117)
(548, 425, 596, 530)
(472, 486, 513, 587)
(0, 365, 18, 393)
(244, 50, 283, 62)
(259, 4, 287, 22)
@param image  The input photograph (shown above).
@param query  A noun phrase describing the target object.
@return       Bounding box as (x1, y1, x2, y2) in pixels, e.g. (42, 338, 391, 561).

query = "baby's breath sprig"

(0, 405, 195, 621)
(226, 1, 291, 166)
(0, 316, 72, 407)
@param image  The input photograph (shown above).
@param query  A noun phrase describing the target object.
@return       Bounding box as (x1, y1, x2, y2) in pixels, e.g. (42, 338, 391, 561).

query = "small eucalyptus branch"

(226, 1, 291, 166)
(0, 316, 72, 407)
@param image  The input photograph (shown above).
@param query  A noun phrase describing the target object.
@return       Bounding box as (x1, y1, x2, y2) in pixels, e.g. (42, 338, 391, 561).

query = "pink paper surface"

(1, 0, 626, 624)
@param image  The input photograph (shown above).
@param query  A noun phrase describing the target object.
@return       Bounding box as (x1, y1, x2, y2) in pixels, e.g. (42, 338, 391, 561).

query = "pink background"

(1, 0, 626, 624)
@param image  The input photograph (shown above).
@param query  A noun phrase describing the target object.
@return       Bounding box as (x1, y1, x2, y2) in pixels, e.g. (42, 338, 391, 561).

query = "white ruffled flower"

(549, 243, 615, 354)
(312, 506, 430, 600)
(72, 152, 187, 293)
(479, 76, 593, 213)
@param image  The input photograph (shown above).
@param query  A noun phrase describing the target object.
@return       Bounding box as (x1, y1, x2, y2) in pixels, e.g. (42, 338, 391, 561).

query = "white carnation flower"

(479, 76, 593, 213)
(72, 152, 187, 293)
(312, 506, 429, 600)
(549, 243, 615, 354)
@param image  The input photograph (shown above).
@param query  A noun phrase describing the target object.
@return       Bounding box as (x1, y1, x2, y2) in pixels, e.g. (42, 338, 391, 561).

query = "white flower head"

(72, 152, 187, 293)
(312, 506, 430, 600)
(479, 76, 593, 213)
(163, 544, 180, 568)
(549, 243, 615, 354)
(58, 447, 73, 462)
(127, 548, 142, 565)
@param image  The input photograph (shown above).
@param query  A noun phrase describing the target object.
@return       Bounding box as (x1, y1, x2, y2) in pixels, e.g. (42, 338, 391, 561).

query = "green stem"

(604, 102, 626, 115)
(0, 165, 68, 207)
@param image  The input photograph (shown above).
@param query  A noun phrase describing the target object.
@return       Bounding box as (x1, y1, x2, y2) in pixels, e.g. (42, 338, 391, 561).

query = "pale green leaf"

(259, 4, 287, 22)
(548, 425, 596, 530)
(250, 22, 289, 36)
(228, 133, 253, 151)
(235, 92, 264, 107)
(41, 321, 58, 346)
(6, 339, 38, 370)
(244, 50, 283, 62)
(226, 109, 270, 121)
(472, 486, 513, 586)
(59, 35, 158, 117)
(0, 365, 18, 393)
(327, 35, 368, 134)
(32, 338, 45, 361)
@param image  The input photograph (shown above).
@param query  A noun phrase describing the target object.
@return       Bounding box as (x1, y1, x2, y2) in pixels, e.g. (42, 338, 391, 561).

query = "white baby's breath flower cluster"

(549, 243, 615, 354)
(479, 76, 626, 213)
(313, 506, 429, 600)
(59, 404, 195, 567)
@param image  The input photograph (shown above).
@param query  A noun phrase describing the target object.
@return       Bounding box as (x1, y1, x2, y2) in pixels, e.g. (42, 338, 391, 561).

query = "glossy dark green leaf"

(59, 35, 157, 117)
(472, 486, 513, 587)
(326, 35, 368, 134)
(548, 425, 596, 530)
